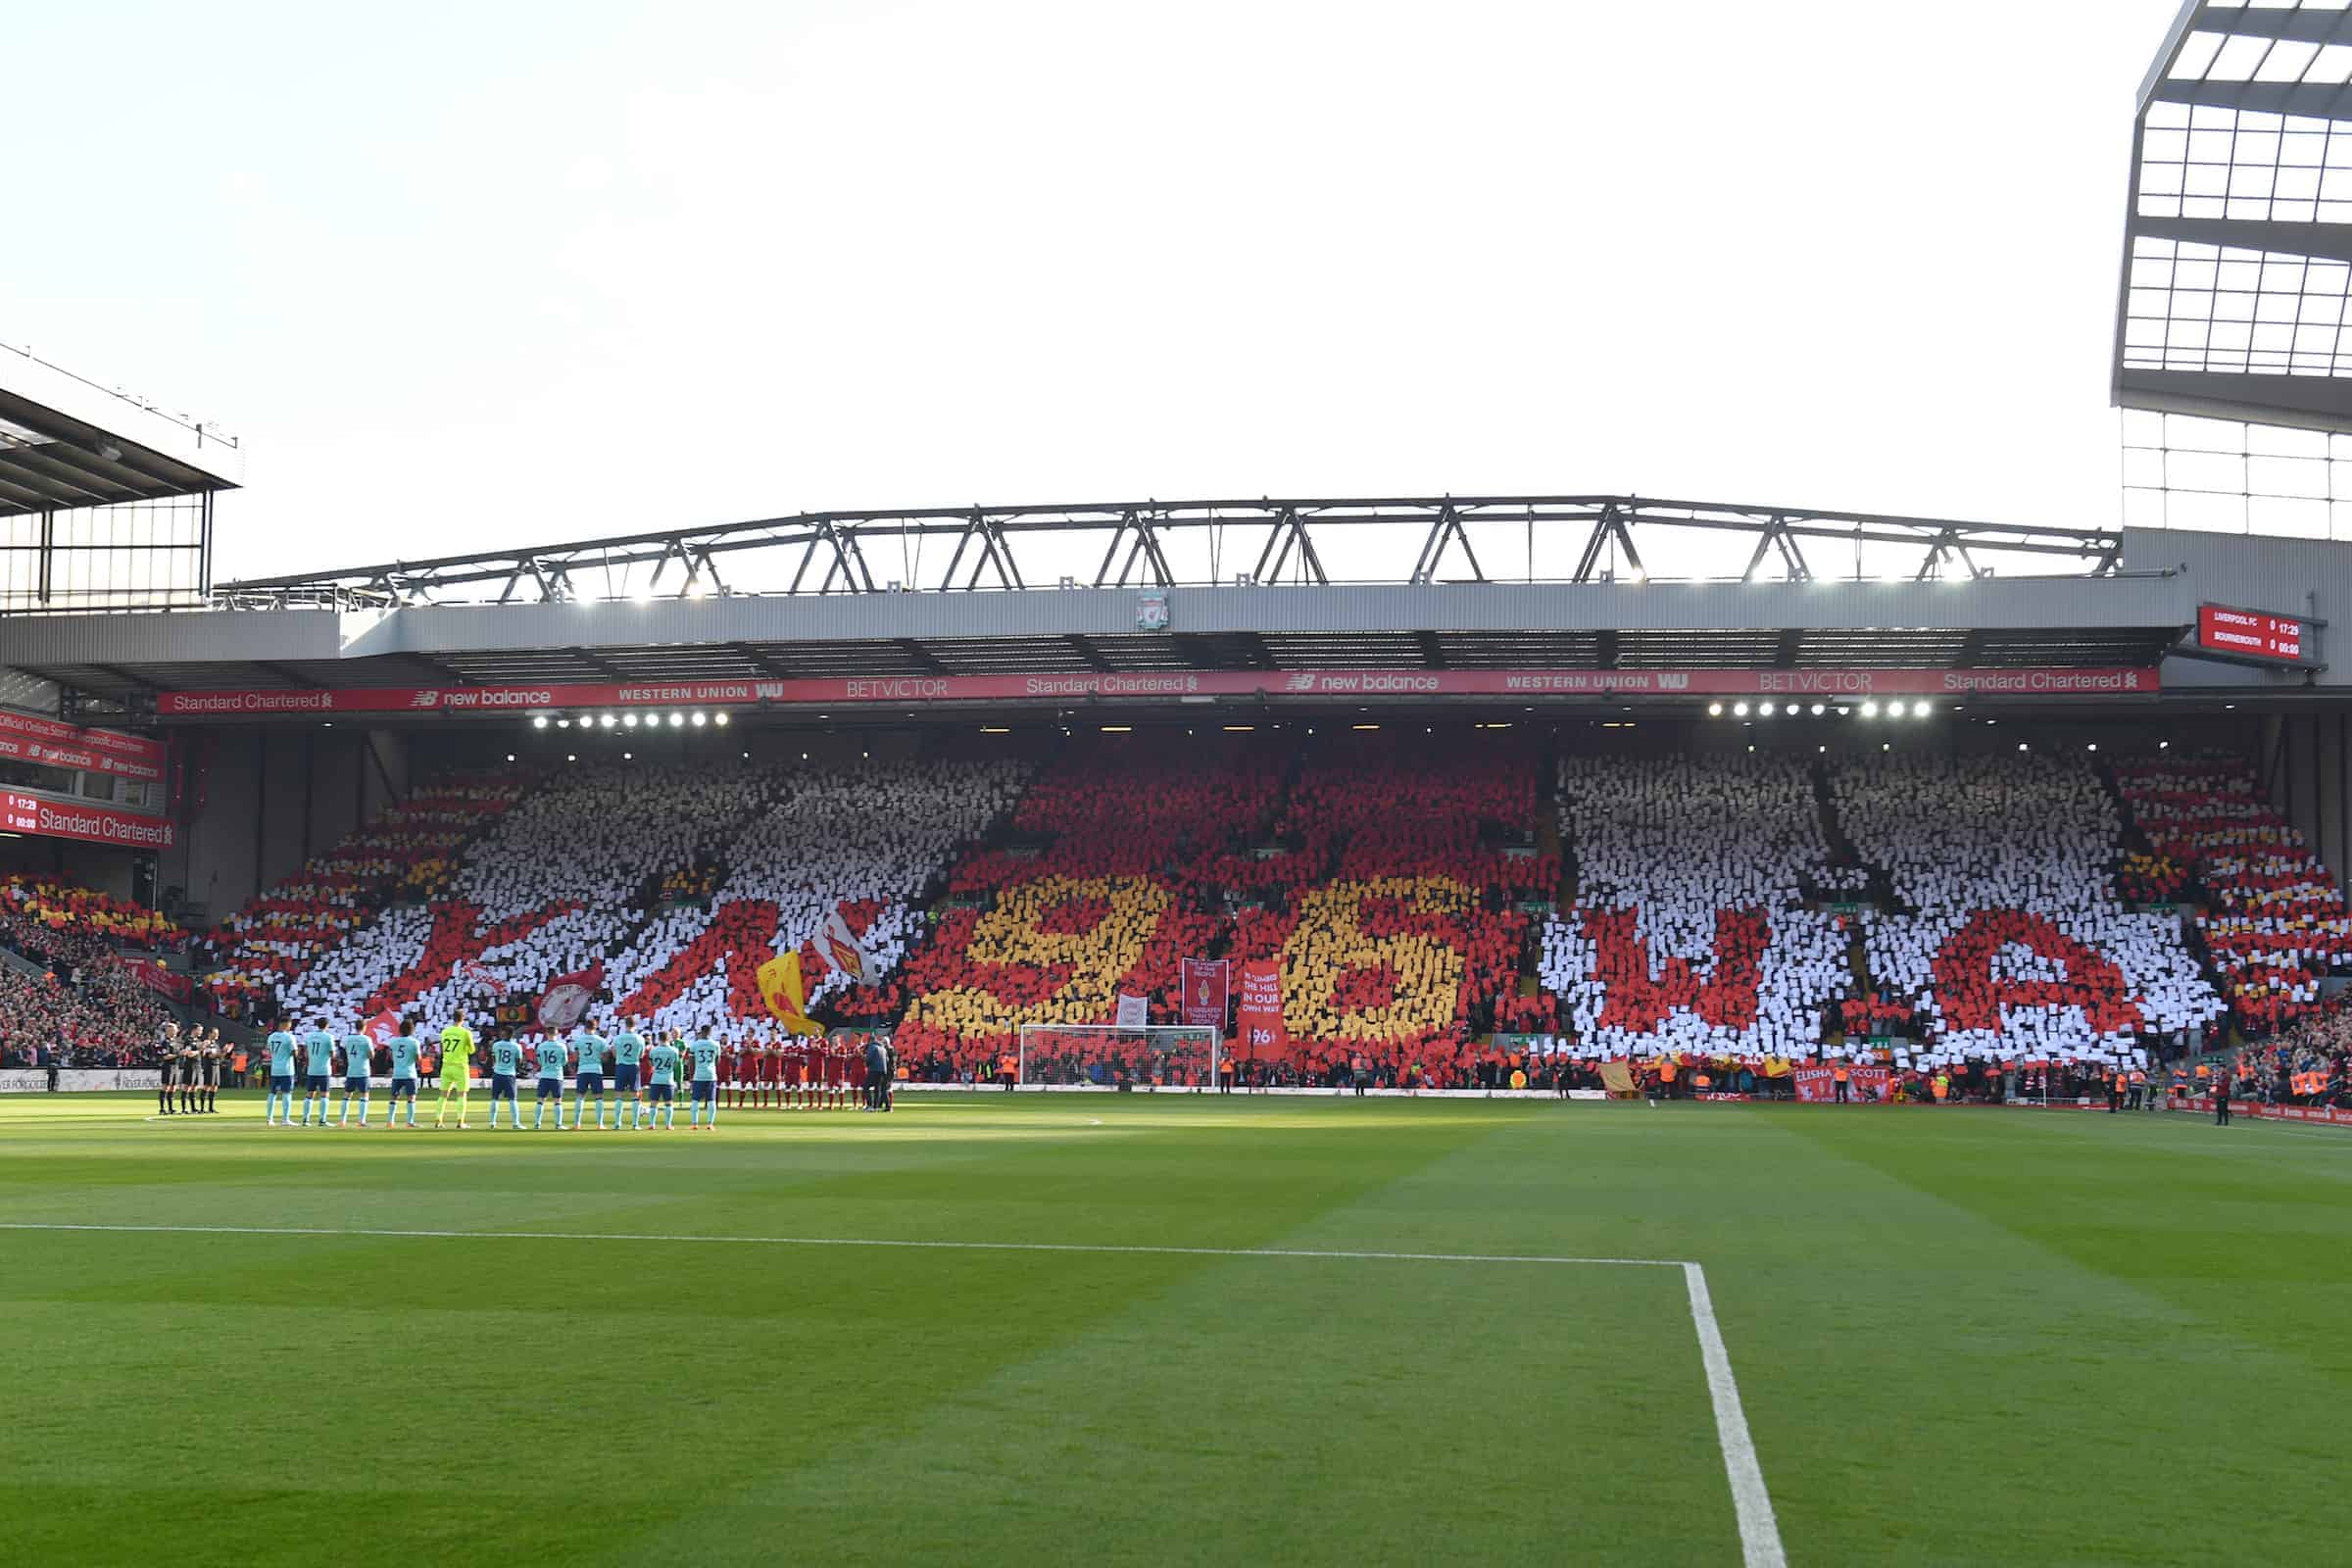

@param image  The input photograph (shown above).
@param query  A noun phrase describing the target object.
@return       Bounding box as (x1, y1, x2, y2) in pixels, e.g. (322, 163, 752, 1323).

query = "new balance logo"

(1284, 673, 1320, 692)
(410, 690, 442, 709)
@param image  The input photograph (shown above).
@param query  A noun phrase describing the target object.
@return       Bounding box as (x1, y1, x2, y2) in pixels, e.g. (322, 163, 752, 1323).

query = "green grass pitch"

(4, 1092, 2348, 1566)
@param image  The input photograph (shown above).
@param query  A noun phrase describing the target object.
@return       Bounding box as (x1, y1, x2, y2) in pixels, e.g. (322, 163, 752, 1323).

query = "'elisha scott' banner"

(153, 666, 2162, 719)
(1, 791, 174, 850)
(1792, 1064, 1893, 1103)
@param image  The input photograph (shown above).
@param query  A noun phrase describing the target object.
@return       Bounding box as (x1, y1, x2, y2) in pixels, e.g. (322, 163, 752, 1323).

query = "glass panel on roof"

(2172, 30, 2227, 77)
(2208, 33, 2276, 80)
(2257, 39, 2321, 80)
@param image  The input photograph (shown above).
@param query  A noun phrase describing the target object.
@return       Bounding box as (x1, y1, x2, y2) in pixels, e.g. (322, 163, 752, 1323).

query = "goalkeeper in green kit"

(435, 1010, 477, 1130)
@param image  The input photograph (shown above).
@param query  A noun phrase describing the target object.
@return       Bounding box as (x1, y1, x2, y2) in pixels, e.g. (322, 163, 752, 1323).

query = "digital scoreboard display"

(2196, 604, 2312, 665)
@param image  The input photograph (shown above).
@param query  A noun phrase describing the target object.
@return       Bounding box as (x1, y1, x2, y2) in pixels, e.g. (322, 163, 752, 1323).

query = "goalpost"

(1016, 1023, 1221, 1090)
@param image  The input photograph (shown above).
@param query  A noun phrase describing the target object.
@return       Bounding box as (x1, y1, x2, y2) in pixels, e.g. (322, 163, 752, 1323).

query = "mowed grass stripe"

(2, 1095, 1548, 1567)
(12, 1094, 2352, 1563)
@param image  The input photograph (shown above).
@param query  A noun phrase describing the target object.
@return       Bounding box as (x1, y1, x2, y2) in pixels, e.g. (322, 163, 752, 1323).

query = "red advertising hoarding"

(152, 665, 2163, 720)
(2196, 604, 2311, 664)
(0, 791, 174, 850)
(0, 709, 166, 780)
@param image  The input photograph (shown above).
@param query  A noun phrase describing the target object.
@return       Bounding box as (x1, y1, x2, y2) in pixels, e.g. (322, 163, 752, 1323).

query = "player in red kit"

(766, 1034, 795, 1109)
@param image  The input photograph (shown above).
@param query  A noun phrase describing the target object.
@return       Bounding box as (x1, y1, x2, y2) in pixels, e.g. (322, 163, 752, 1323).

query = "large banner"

(153, 666, 2161, 720)
(1792, 1065, 1893, 1102)
(1113, 993, 1150, 1030)
(756, 950, 823, 1036)
(536, 963, 604, 1031)
(1180, 958, 1230, 1031)
(1236, 960, 1285, 1057)
(1, 791, 175, 850)
(119, 956, 192, 1003)
(0, 709, 166, 781)
(449, 957, 508, 995)
(816, 905, 877, 987)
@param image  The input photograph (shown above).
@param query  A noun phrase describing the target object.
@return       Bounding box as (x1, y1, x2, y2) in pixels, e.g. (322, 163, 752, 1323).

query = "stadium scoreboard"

(2195, 604, 2320, 668)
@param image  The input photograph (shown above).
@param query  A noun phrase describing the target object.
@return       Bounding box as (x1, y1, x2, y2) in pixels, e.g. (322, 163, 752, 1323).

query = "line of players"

(155, 1020, 227, 1115)
(256, 1009, 891, 1132)
(715, 1035, 877, 1109)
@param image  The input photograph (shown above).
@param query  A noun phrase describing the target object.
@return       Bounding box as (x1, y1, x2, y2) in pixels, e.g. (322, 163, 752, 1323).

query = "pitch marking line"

(0, 1220, 1785, 1566)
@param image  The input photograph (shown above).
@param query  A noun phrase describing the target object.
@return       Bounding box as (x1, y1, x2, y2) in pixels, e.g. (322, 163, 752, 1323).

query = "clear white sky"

(10, 0, 2182, 582)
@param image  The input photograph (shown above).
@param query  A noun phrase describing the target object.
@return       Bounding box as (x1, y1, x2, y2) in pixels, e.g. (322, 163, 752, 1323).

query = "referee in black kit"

(157, 1021, 181, 1114)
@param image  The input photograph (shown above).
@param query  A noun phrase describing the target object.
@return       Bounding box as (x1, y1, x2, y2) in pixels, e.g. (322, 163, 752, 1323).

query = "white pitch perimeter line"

(1683, 1261, 1787, 1568)
(0, 1221, 1678, 1268)
(0, 1221, 1787, 1567)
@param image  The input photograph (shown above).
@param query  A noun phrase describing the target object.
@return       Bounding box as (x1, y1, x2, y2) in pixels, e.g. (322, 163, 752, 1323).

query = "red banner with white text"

(119, 956, 193, 1003)
(1792, 1065, 1892, 1103)
(1235, 960, 1286, 1059)
(2241, 1102, 2352, 1128)
(0, 709, 166, 780)
(152, 666, 2162, 720)
(1180, 957, 1230, 1032)
(1, 792, 175, 850)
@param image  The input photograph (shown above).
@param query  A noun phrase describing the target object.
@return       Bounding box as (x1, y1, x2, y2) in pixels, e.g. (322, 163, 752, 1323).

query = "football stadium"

(10, 3, 2352, 1564)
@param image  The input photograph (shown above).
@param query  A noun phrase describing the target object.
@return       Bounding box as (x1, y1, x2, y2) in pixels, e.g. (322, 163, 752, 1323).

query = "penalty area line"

(0, 1220, 1786, 1566)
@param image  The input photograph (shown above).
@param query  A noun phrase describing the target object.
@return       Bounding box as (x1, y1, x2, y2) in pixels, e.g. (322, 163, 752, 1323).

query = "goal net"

(1016, 1023, 1220, 1089)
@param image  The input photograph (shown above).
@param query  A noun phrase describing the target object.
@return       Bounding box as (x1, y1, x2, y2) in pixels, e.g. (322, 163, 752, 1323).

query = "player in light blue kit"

(645, 1034, 682, 1130)
(337, 1026, 374, 1127)
(567, 1024, 610, 1130)
(686, 1029, 723, 1131)
(485, 1032, 525, 1129)
(300, 1019, 337, 1127)
(608, 1015, 646, 1130)
(531, 1033, 570, 1129)
(265, 1018, 300, 1126)
(385, 1019, 422, 1128)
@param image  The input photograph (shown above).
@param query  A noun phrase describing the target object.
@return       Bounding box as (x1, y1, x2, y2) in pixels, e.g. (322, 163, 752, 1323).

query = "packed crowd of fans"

(1, 875, 185, 951)
(898, 741, 1278, 1076)
(0, 933, 173, 1070)
(1834, 755, 2223, 1066)
(73, 736, 2342, 1096)
(2114, 757, 2352, 1035)
(1214, 740, 1547, 1086)
(283, 760, 773, 1025)
(2230, 994, 2352, 1105)
(1539, 754, 1849, 1061)
(197, 770, 529, 1018)
(607, 759, 1028, 1035)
